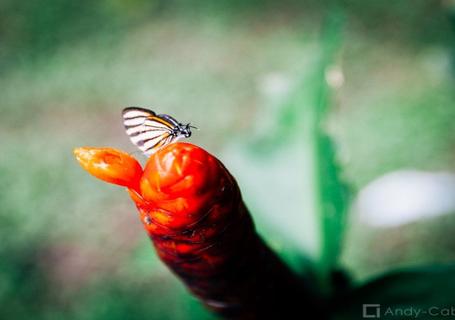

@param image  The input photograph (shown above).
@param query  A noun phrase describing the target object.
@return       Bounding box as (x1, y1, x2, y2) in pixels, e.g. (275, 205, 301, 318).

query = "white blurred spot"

(325, 65, 344, 89)
(258, 72, 291, 98)
(356, 170, 455, 227)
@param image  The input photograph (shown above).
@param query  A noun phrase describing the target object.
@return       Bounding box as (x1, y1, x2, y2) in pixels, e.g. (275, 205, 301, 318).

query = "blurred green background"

(1, 1, 455, 319)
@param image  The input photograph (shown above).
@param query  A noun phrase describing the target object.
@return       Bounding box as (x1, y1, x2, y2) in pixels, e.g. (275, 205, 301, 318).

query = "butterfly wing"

(122, 107, 177, 156)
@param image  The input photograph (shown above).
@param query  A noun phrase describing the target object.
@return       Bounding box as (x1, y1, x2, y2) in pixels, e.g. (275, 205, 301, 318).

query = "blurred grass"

(1, 1, 455, 319)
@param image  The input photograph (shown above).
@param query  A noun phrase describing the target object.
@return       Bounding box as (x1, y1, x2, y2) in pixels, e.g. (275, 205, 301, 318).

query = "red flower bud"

(74, 143, 321, 318)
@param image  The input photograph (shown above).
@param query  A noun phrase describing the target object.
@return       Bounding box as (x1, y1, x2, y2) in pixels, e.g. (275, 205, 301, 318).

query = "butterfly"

(122, 107, 195, 156)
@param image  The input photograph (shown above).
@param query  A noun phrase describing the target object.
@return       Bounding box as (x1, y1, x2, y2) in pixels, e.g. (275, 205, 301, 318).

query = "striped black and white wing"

(122, 107, 176, 156)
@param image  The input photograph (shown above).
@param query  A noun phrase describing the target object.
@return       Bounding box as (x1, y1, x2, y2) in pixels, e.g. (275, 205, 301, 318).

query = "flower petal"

(74, 147, 142, 192)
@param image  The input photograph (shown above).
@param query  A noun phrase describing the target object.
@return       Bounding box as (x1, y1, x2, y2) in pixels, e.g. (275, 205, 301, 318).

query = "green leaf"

(221, 7, 349, 291)
(333, 264, 455, 320)
(288, 7, 349, 289)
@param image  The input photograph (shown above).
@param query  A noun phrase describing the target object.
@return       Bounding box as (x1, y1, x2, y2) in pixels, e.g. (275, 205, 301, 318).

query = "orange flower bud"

(74, 147, 142, 192)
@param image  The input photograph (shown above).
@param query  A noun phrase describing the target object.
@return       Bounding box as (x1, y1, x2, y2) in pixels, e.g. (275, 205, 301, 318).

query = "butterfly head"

(178, 123, 195, 138)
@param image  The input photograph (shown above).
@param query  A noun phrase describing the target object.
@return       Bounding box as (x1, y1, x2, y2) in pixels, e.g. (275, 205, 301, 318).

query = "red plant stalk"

(74, 143, 322, 319)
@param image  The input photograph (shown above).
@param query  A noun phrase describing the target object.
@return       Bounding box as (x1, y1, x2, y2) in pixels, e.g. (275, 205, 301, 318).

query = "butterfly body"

(123, 107, 194, 156)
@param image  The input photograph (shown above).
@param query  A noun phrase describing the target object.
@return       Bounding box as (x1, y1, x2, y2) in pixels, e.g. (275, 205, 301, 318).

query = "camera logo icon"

(363, 304, 381, 318)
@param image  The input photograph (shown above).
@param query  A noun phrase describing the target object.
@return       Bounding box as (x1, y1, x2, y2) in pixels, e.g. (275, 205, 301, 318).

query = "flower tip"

(74, 146, 143, 191)
(73, 147, 83, 155)
(73, 147, 90, 165)
(73, 147, 93, 169)
(73, 147, 83, 157)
